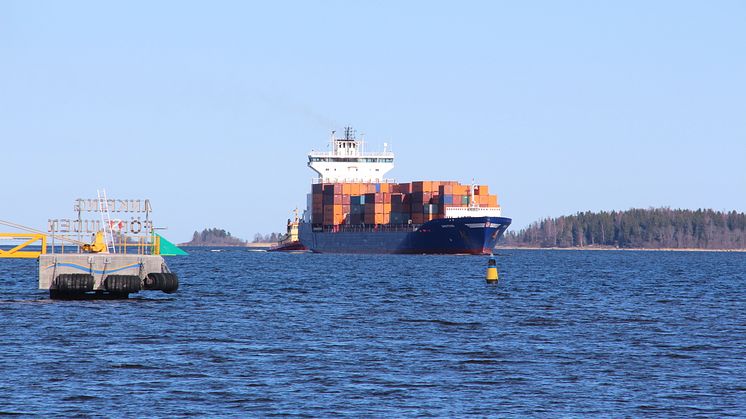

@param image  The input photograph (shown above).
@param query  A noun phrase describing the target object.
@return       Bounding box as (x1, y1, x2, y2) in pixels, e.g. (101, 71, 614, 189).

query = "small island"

(181, 228, 247, 247)
(181, 228, 284, 247)
(503, 208, 746, 250)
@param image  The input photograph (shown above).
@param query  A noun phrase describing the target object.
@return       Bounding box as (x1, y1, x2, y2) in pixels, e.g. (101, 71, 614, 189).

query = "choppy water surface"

(0, 249, 745, 416)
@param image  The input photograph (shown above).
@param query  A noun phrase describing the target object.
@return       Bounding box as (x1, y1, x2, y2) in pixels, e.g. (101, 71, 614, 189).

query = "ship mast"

(470, 180, 477, 208)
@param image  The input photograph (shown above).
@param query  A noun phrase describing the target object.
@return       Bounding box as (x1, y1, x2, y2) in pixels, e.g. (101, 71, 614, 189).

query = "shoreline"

(178, 243, 275, 248)
(497, 246, 746, 253)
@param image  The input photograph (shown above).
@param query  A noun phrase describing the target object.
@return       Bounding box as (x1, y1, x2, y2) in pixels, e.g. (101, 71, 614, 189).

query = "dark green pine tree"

(503, 208, 746, 250)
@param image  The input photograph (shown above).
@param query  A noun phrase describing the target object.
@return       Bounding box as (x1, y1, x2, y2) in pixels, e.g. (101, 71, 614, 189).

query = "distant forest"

(184, 228, 246, 246)
(252, 232, 283, 243)
(503, 208, 746, 249)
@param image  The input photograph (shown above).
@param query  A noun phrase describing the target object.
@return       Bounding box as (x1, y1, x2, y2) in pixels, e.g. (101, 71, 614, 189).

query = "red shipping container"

(412, 192, 432, 204)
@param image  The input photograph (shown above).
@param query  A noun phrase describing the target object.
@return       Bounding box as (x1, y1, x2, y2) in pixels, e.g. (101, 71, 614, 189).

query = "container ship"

(298, 127, 511, 254)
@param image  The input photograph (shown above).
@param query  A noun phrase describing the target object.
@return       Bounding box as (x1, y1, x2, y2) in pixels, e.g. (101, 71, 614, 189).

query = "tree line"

(185, 228, 246, 246)
(503, 208, 746, 249)
(252, 232, 283, 243)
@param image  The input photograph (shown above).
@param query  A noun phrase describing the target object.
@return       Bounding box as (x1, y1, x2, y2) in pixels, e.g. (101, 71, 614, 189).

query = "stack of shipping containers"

(311, 181, 499, 227)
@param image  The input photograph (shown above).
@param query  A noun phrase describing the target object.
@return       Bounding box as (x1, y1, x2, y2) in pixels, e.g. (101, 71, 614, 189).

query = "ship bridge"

(308, 126, 394, 183)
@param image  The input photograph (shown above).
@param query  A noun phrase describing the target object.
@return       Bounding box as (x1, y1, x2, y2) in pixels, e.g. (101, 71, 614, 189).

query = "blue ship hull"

(299, 216, 511, 254)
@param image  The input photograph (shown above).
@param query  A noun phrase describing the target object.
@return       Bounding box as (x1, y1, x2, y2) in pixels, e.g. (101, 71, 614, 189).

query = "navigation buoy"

(486, 255, 498, 282)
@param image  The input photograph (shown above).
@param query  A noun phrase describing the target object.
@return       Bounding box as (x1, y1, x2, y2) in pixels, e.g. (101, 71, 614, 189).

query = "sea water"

(0, 249, 744, 416)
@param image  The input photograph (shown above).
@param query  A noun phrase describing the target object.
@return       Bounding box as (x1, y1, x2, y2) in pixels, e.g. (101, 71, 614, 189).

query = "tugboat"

(268, 209, 307, 252)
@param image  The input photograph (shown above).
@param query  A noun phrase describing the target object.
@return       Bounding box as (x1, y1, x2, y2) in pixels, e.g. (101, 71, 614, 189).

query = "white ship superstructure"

(308, 127, 394, 183)
(445, 182, 502, 218)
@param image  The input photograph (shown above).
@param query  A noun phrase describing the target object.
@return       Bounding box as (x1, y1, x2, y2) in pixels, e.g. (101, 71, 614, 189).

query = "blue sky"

(1, 1, 744, 242)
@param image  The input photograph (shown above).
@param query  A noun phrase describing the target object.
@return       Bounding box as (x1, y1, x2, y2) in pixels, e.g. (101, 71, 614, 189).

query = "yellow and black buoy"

(486, 255, 498, 282)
